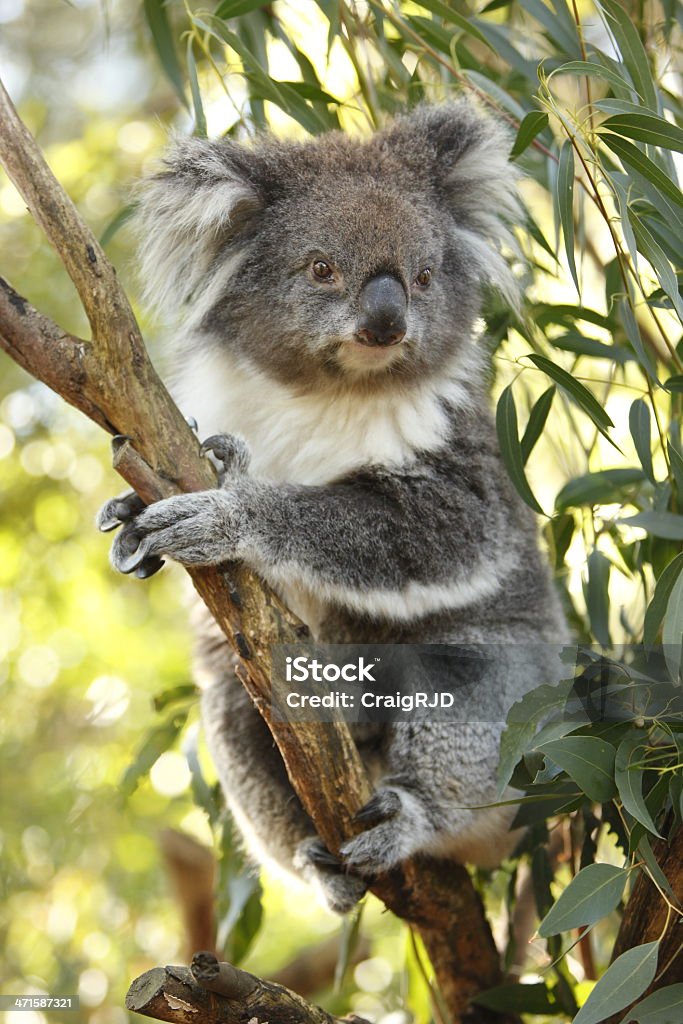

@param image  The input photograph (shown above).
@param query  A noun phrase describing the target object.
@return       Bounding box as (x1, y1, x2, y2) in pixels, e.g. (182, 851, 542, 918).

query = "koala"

(98, 100, 566, 914)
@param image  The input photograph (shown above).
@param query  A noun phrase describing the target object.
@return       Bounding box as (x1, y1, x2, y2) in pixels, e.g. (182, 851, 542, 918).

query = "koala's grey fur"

(99, 101, 566, 913)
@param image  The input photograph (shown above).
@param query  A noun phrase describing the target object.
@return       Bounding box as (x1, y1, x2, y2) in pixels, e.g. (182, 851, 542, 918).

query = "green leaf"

(215, 0, 270, 16)
(599, 114, 683, 153)
(537, 736, 617, 802)
(574, 942, 659, 1024)
(498, 678, 577, 793)
(551, 59, 637, 97)
(556, 468, 645, 510)
(334, 905, 364, 992)
(511, 111, 549, 159)
(472, 982, 558, 1014)
(630, 212, 683, 321)
(598, 0, 658, 111)
(143, 0, 187, 109)
(645, 553, 683, 642)
(413, 0, 493, 48)
(663, 571, 683, 683)
(152, 683, 197, 712)
(629, 399, 655, 483)
(538, 863, 628, 936)
(519, 0, 580, 55)
(584, 549, 612, 648)
(186, 38, 207, 137)
(601, 134, 683, 209)
(557, 140, 579, 293)
(120, 712, 188, 797)
(620, 512, 683, 540)
(527, 354, 618, 446)
(615, 731, 662, 837)
(99, 203, 136, 248)
(621, 983, 683, 1024)
(551, 331, 633, 364)
(638, 835, 675, 900)
(521, 386, 555, 464)
(669, 442, 683, 496)
(663, 375, 683, 393)
(496, 385, 544, 514)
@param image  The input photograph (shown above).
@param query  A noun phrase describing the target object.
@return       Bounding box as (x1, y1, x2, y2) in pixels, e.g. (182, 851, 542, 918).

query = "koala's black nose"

(356, 274, 407, 347)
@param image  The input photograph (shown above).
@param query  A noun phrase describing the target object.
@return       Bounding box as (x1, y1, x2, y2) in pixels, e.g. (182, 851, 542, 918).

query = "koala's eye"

(312, 259, 334, 281)
(415, 267, 432, 288)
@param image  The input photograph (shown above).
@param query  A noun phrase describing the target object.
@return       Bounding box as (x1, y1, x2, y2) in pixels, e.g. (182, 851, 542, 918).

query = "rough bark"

(0, 74, 512, 1023)
(605, 823, 683, 1024)
(125, 959, 369, 1024)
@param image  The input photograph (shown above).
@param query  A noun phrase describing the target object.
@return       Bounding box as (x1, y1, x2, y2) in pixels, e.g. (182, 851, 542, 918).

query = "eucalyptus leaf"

(573, 942, 659, 1024)
(521, 386, 555, 464)
(538, 862, 627, 936)
(496, 385, 544, 514)
(537, 735, 617, 803)
(620, 984, 683, 1024)
(557, 140, 579, 293)
(600, 114, 683, 153)
(511, 111, 549, 159)
(615, 730, 662, 836)
(629, 399, 655, 483)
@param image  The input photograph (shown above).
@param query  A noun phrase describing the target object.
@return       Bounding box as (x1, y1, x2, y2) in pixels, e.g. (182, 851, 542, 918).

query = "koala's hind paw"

(294, 838, 368, 915)
(200, 433, 251, 480)
(340, 786, 433, 876)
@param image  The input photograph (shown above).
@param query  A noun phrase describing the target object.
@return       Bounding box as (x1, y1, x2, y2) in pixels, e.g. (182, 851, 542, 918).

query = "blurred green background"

(1, 1, 682, 1022)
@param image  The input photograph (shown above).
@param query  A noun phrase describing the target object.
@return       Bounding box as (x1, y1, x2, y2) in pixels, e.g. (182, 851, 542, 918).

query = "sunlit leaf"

(600, 114, 683, 153)
(556, 468, 645, 510)
(143, 0, 187, 108)
(621, 511, 683, 540)
(538, 863, 627, 936)
(644, 552, 683, 643)
(511, 111, 549, 159)
(557, 139, 579, 293)
(629, 399, 655, 483)
(527, 354, 619, 446)
(521, 386, 555, 464)
(496, 385, 544, 514)
(598, 0, 658, 111)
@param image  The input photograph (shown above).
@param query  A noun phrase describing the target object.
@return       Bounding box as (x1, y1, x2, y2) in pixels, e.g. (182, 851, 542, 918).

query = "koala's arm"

(104, 447, 517, 619)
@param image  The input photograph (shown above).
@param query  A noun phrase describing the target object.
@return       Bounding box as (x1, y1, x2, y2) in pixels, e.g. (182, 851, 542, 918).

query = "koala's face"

(138, 102, 521, 392)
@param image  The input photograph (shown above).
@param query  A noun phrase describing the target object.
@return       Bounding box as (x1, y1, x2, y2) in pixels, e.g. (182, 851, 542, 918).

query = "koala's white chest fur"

(174, 345, 472, 486)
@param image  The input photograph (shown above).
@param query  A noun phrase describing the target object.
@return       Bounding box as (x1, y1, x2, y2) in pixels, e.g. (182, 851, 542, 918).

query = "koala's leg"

(201, 671, 367, 914)
(340, 721, 518, 875)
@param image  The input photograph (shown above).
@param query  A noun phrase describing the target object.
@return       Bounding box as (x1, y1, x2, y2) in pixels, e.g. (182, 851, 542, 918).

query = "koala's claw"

(353, 790, 401, 826)
(185, 415, 199, 433)
(96, 492, 145, 532)
(134, 556, 165, 579)
(294, 838, 368, 915)
(200, 433, 251, 476)
(298, 837, 343, 869)
(341, 786, 428, 876)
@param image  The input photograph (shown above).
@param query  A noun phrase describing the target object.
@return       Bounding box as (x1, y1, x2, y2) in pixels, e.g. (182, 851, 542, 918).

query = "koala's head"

(137, 100, 522, 391)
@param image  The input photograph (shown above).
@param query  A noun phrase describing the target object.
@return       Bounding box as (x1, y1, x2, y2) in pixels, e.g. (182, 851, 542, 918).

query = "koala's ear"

(135, 136, 263, 314)
(384, 101, 523, 306)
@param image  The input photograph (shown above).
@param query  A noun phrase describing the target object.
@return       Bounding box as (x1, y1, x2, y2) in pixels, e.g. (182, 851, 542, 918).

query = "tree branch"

(0, 74, 511, 1023)
(125, 959, 369, 1024)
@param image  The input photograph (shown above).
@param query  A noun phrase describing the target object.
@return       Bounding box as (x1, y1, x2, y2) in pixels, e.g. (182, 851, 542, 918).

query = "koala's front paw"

(340, 786, 432, 876)
(294, 838, 368, 915)
(106, 489, 245, 575)
(97, 491, 165, 579)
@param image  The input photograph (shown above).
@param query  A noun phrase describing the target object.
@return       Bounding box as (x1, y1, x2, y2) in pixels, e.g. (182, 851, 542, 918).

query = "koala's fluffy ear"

(135, 136, 263, 315)
(384, 100, 523, 307)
